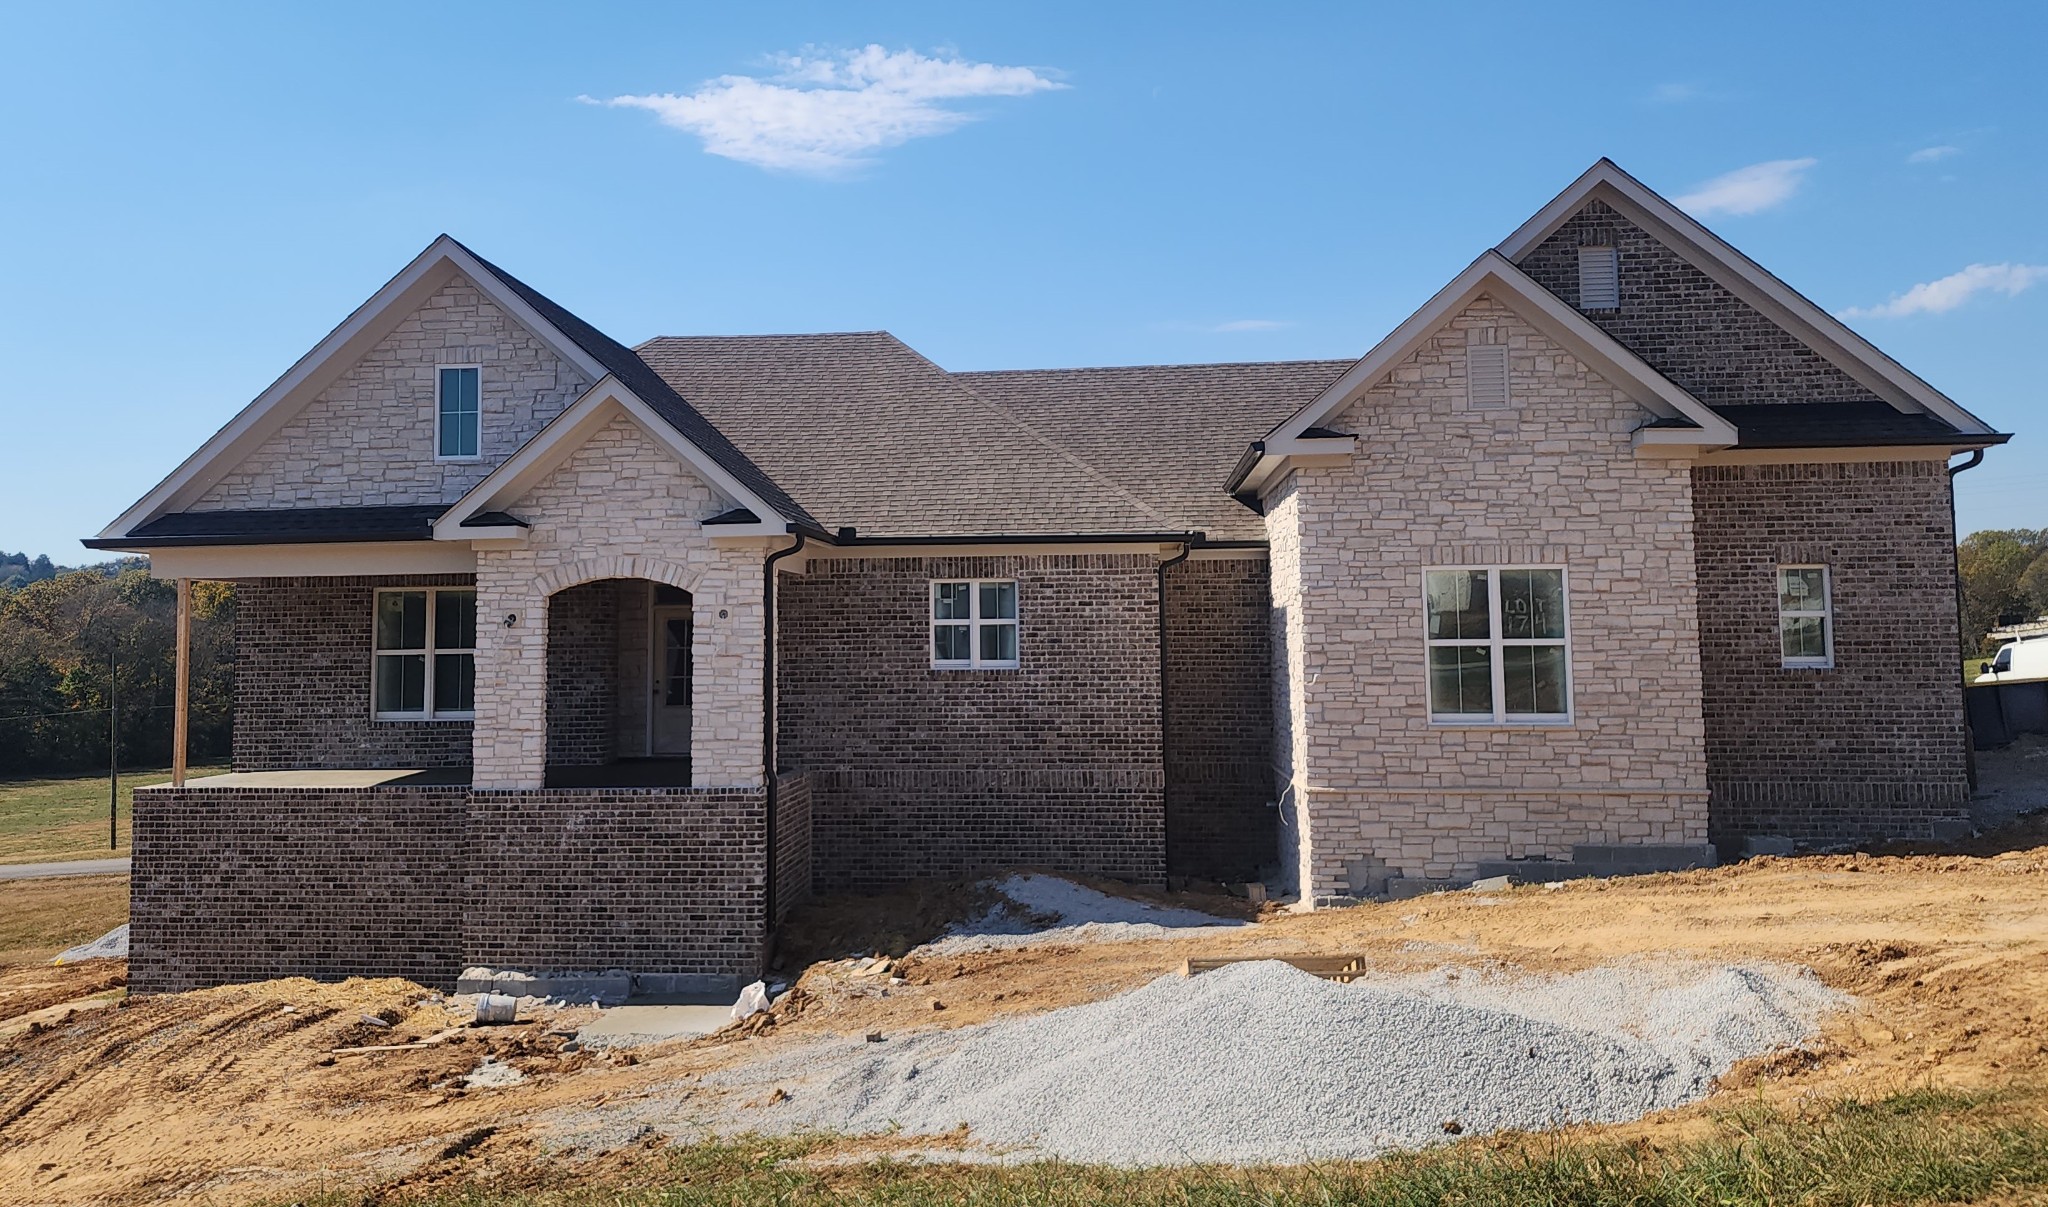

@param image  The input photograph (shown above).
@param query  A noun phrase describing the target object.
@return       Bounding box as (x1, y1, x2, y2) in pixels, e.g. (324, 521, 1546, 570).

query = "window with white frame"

(436, 365, 481, 460)
(1777, 565, 1833, 668)
(373, 588, 477, 718)
(932, 580, 1019, 668)
(1424, 567, 1570, 722)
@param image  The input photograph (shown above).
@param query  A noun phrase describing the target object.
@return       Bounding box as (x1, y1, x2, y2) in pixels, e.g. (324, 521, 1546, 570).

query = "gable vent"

(1577, 245, 1620, 310)
(1466, 344, 1510, 409)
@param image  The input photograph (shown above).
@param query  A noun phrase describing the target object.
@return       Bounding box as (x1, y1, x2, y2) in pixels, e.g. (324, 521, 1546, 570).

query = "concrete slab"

(576, 1004, 733, 1048)
(153, 768, 470, 789)
(0, 858, 131, 881)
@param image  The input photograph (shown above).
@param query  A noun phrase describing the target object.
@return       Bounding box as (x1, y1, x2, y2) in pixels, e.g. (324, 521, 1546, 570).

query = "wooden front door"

(650, 604, 691, 757)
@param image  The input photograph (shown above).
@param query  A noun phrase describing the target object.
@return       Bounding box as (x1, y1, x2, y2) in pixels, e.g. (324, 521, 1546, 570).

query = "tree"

(1957, 528, 2048, 655)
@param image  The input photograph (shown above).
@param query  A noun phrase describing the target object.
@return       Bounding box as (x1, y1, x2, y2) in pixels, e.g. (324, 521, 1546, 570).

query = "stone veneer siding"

(1692, 460, 1970, 842)
(1163, 557, 1276, 880)
(1270, 297, 1709, 901)
(778, 554, 1166, 891)
(233, 575, 474, 771)
(197, 274, 592, 509)
(130, 786, 468, 991)
(472, 415, 760, 789)
(128, 777, 811, 992)
(1515, 200, 1881, 407)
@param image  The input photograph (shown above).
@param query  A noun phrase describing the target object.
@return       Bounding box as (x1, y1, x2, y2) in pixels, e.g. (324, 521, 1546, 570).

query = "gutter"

(1949, 449, 1987, 792)
(761, 530, 808, 942)
(1156, 541, 1192, 885)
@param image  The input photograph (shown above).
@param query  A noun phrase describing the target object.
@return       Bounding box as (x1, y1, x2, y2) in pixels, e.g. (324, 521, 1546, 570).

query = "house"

(90, 160, 2009, 995)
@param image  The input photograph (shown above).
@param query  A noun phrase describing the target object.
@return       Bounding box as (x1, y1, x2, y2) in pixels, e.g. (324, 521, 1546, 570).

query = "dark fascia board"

(820, 531, 1213, 547)
(84, 529, 435, 550)
(1223, 442, 1267, 496)
(1738, 431, 2013, 451)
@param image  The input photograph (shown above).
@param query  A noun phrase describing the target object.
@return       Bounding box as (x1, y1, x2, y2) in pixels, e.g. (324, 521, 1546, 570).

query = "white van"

(1977, 635, 2048, 683)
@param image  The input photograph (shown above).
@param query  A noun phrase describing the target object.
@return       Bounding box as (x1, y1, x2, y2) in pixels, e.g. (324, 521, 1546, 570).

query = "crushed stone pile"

(51, 924, 129, 964)
(719, 958, 1845, 1165)
(915, 873, 1248, 956)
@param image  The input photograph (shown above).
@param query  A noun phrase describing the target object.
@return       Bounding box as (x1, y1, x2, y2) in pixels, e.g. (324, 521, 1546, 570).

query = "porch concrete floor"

(172, 760, 696, 790)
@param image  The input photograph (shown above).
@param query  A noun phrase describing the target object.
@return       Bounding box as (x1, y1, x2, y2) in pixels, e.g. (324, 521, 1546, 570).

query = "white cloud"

(1672, 157, 1818, 216)
(1212, 319, 1288, 332)
(1907, 144, 1961, 164)
(1840, 263, 2048, 319)
(1648, 82, 1702, 104)
(585, 45, 1064, 173)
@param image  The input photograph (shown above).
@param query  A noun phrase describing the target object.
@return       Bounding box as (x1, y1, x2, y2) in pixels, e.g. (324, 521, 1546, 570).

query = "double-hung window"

(373, 588, 477, 719)
(1777, 565, 1833, 668)
(1424, 567, 1570, 723)
(932, 580, 1019, 668)
(436, 365, 481, 460)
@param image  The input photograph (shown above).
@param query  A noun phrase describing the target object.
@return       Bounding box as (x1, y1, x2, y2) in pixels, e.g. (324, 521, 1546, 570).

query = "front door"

(650, 605, 691, 757)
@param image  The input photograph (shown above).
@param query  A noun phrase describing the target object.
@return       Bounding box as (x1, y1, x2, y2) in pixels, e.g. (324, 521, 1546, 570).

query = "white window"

(1778, 565, 1833, 669)
(1424, 567, 1570, 723)
(1465, 344, 1510, 409)
(932, 580, 1019, 669)
(373, 588, 477, 719)
(436, 365, 481, 460)
(1577, 245, 1620, 309)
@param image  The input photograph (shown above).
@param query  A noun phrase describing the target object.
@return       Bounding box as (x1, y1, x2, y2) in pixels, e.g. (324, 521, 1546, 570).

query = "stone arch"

(533, 555, 704, 600)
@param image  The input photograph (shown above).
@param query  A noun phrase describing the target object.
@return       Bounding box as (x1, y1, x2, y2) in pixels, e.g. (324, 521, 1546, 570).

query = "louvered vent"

(1466, 344, 1510, 409)
(1577, 245, 1620, 309)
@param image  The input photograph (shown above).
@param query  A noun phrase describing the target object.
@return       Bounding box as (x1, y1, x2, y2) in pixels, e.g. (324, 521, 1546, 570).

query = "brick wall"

(131, 782, 788, 991)
(129, 785, 468, 991)
(779, 554, 1166, 891)
(1516, 200, 1881, 407)
(1270, 297, 1709, 899)
(1163, 556, 1276, 880)
(233, 575, 474, 771)
(197, 273, 593, 509)
(1693, 460, 1970, 842)
(774, 772, 813, 919)
(546, 580, 618, 767)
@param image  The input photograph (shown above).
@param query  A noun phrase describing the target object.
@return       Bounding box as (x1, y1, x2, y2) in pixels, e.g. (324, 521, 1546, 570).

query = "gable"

(1514, 200, 1877, 408)
(194, 274, 593, 511)
(508, 413, 737, 538)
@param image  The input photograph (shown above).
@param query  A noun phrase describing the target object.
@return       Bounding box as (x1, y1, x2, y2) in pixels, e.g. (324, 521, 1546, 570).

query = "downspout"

(1949, 450, 1987, 783)
(762, 531, 808, 940)
(1157, 541, 1192, 886)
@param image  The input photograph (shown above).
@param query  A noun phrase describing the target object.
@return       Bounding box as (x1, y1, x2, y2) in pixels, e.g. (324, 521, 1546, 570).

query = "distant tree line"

(1, 550, 71, 590)
(0, 559, 234, 776)
(1958, 529, 2048, 657)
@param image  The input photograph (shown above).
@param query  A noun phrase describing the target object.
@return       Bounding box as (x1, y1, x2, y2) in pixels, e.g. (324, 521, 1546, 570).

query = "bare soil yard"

(1, 834, 2045, 1205)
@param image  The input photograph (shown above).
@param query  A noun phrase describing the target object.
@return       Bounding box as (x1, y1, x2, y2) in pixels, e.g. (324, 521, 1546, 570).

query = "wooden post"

(173, 578, 191, 788)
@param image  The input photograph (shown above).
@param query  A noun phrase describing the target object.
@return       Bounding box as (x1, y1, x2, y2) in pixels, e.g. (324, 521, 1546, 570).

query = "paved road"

(0, 858, 131, 881)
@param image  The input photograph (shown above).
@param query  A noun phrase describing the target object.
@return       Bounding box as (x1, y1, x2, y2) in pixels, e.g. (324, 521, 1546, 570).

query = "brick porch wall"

(774, 772, 813, 920)
(778, 554, 1165, 891)
(1163, 557, 1276, 881)
(1693, 460, 1971, 843)
(233, 575, 474, 771)
(129, 786, 468, 991)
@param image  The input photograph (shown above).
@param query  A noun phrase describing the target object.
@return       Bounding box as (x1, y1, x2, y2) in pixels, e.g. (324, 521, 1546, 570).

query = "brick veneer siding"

(546, 580, 619, 767)
(779, 554, 1166, 891)
(472, 415, 762, 789)
(1516, 200, 1881, 407)
(128, 778, 807, 991)
(1692, 460, 1970, 842)
(1164, 557, 1276, 880)
(233, 575, 474, 771)
(1269, 297, 1709, 900)
(774, 772, 813, 920)
(129, 786, 468, 991)
(197, 273, 593, 509)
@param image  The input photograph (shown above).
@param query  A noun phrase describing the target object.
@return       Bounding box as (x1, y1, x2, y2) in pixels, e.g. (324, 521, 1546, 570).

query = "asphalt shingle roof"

(89, 505, 447, 548)
(1709, 402, 1974, 448)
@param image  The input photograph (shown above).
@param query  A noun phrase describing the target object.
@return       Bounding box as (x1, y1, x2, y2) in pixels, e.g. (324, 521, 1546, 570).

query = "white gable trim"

(1497, 159, 1996, 436)
(431, 375, 790, 542)
(1241, 252, 1736, 497)
(99, 236, 609, 540)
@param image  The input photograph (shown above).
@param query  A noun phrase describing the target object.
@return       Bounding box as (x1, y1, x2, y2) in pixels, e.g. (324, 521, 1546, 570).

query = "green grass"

(0, 763, 226, 863)
(280, 1086, 2048, 1207)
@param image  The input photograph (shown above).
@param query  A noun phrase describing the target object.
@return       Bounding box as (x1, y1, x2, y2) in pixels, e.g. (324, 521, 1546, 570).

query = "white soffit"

(99, 236, 609, 540)
(431, 376, 789, 541)
(1496, 159, 1996, 435)
(1264, 251, 1736, 459)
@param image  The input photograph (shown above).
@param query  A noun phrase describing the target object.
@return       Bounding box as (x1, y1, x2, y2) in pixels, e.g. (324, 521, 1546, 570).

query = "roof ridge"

(634, 330, 893, 349)
(954, 358, 1356, 376)
(877, 335, 1188, 534)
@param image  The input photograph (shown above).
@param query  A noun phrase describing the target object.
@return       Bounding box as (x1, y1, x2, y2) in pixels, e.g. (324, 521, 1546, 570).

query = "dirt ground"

(1, 841, 2045, 1206)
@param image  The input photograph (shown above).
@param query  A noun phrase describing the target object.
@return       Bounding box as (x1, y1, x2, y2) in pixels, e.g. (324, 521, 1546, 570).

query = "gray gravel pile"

(51, 923, 129, 963)
(718, 958, 1844, 1165)
(916, 873, 1247, 956)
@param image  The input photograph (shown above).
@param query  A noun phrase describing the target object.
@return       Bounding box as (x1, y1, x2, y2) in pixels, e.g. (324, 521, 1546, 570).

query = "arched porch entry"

(543, 576, 695, 787)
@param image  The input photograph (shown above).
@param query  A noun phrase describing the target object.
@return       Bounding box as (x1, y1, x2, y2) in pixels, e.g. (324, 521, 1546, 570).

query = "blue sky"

(2, 1, 2043, 559)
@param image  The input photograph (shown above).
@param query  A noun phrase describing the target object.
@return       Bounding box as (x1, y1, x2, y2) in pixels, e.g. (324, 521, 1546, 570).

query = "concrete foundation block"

(1741, 835, 1798, 858)
(1570, 843, 1717, 873)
